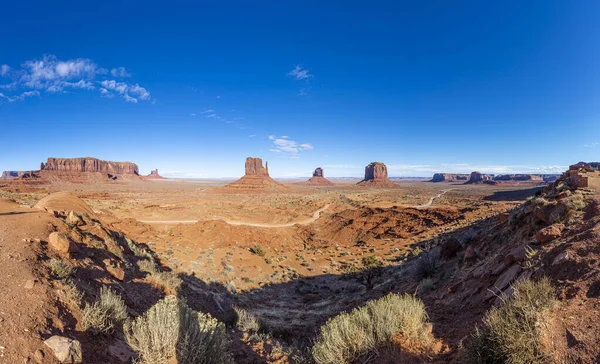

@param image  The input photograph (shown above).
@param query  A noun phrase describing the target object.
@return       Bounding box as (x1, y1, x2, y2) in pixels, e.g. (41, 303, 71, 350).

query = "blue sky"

(1, 1, 599, 178)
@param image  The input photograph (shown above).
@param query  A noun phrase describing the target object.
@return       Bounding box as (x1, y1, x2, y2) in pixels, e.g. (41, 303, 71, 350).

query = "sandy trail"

(416, 189, 452, 209)
(138, 204, 331, 228)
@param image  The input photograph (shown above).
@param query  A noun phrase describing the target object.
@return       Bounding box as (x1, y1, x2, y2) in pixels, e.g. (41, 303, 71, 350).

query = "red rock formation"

(430, 173, 469, 182)
(307, 167, 334, 186)
(41, 157, 139, 175)
(146, 169, 164, 179)
(245, 157, 269, 176)
(1, 171, 28, 180)
(223, 157, 287, 191)
(466, 171, 495, 185)
(357, 162, 396, 188)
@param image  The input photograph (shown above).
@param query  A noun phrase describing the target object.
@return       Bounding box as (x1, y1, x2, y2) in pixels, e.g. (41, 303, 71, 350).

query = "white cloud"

(0, 90, 40, 102)
(201, 109, 214, 114)
(190, 113, 196, 116)
(384, 163, 567, 176)
(268, 135, 314, 157)
(0, 55, 150, 103)
(110, 67, 131, 77)
(100, 80, 150, 102)
(288, 65, 312, 81)
(0, 65, 10, 76)
(248, 134, 256, 138)
(584, 142, 599, 148)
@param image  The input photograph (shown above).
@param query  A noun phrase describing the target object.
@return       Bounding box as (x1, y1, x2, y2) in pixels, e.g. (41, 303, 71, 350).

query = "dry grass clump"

(148, 271, 183, 295)
(81, 286, 128, 335)
(415, 249, 440, 279)
(461, 278, 558, 364)
(564, 193, 586, 211)
(125, 295, 232, 364)
(233, 306, 261, 334)
(49, 258, 76, 278)
(138, 258, 158, 274)
(61, 278, 84, 306)
(311, 293, 431, 364)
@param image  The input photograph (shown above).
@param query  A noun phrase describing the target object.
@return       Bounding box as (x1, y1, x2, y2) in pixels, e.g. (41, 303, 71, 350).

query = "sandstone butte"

(222, 157, 288, 191)
(465, 171, 495, 184)
(307, 167, 334, 186)
(356, 162, 397, 188)
(41, 157, 139, 175)
(146, 169, 165, 179)
(430, 173, 470, 183)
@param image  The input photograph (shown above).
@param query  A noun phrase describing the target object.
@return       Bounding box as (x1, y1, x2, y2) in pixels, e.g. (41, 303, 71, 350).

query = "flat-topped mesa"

(494, 174, 544, 182)
(466, 171, 495, 185)
(308, 167, 334, 186)
(430, 173, 470, 182)
(41, 157, 139, 175)
(357, 162, 396, 187)
(1, 171, 30, 180)
(245, 157, 269, 176)
(146, 169, 164, 179)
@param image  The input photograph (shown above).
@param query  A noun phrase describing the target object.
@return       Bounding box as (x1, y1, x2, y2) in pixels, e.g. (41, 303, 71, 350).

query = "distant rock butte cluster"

(357, 162, 397, 188)
(41, 157, 139, 175)
(431, 172, 557, 184)
(307, 167, 334, 186)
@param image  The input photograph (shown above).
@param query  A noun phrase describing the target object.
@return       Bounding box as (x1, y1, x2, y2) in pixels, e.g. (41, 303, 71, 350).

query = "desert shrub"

(125, 295, 232, 364)
(62, 278, 84, 306)
(249, 244, 265, 257)
(360, 255, 384, 289)
(564, 193, 586, 211)
(312, 293, 431, 364)
(418, 278, 436, 294)
(461, 278, 558, 364)
(148, 271, 182, 294)
(415, 249, 440, 279)
(81, 286, 128, 335)
(49, 258, 76, 278)
(138, 258, 158, 274)
(125, 237, 149, 257)
(233, 306, 261, 333)
(105, 238, 125, 260)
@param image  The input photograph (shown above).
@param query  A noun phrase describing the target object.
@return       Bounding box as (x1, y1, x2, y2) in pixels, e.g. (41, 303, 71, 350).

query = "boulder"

(503, 245, 528, 266)
(536, 224, 564, 243)
(463, 245, 477, 261)
(44, 336, 83, 363)
(441, 237, 462, 259)
(41, 157, 139, 175)
(67, 211, 85, 226)
(103, 259, 125, 281)
(48, 232, 78, 255)
(486, 265, 522, 299)
(552, 251, 569, 266)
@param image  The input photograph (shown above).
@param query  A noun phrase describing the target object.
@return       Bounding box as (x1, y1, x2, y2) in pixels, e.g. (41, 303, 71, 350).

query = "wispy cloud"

(584, 142, 599, 148)
(0, 90, 40, 102)
(0, 54, 151, 103)
(287, 64, 313, 96)
(385, 163, 567, 176)
(110, 67, 131, 77)
(288, 65, 312, 80)
(268, 135, 314, 157)
(190, 113, 196, 116)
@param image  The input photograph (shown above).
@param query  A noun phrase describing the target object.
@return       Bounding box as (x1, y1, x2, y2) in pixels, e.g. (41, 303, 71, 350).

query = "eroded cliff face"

(245, 157, 269, 176)
(431, 173, 469, 182)
(357, 162, 396, 187)
(41, 157, 139, 175)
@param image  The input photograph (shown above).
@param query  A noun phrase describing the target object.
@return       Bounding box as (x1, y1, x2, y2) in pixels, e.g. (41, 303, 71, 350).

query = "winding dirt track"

(138, 189, 451, 227)
(138, 204, 330, 228)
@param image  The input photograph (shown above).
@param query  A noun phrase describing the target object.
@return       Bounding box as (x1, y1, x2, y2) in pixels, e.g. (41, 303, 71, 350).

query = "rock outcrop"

(357, 162, 396, 188)
(222, 157, 287, 191)
(307, 167, 334, 186)
(465, 171, 495, 185)
(41, 157, 139, 175)
(430, 173, 469, 183)
(1, 171, 30, 180)
(493, 174, 544, 182)
(146, 169, 164, 179)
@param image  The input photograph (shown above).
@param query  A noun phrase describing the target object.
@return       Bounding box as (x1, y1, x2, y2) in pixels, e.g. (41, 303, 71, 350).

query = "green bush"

(81, 286, 128, 335)
(125, 295, 232, 364)
(312, 293, 431, 364)
(249, 244, 265, 257)
(461, 278, 558, 364)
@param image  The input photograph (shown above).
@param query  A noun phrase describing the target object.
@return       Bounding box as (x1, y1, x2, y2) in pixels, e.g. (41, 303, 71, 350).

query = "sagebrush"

(81, 286, 128, 335)
(125, 295, 232, 364)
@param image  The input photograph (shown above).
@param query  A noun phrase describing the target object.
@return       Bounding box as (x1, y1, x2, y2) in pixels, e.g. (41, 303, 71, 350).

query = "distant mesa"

(41, 157, 139, 175)
(146, 169, 165, 179)
(1, 171, 30, 180)
(357, 162, 397, 188)
(307, 167, 334, 186)
(465, 171, 496, 185)
(494, 174, 544, 182)
(222, 157, 288, 191)
(430, 173, 469, 183)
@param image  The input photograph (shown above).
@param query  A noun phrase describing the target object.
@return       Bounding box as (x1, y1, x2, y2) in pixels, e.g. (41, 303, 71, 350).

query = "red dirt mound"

(34, 192, 95, 216)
